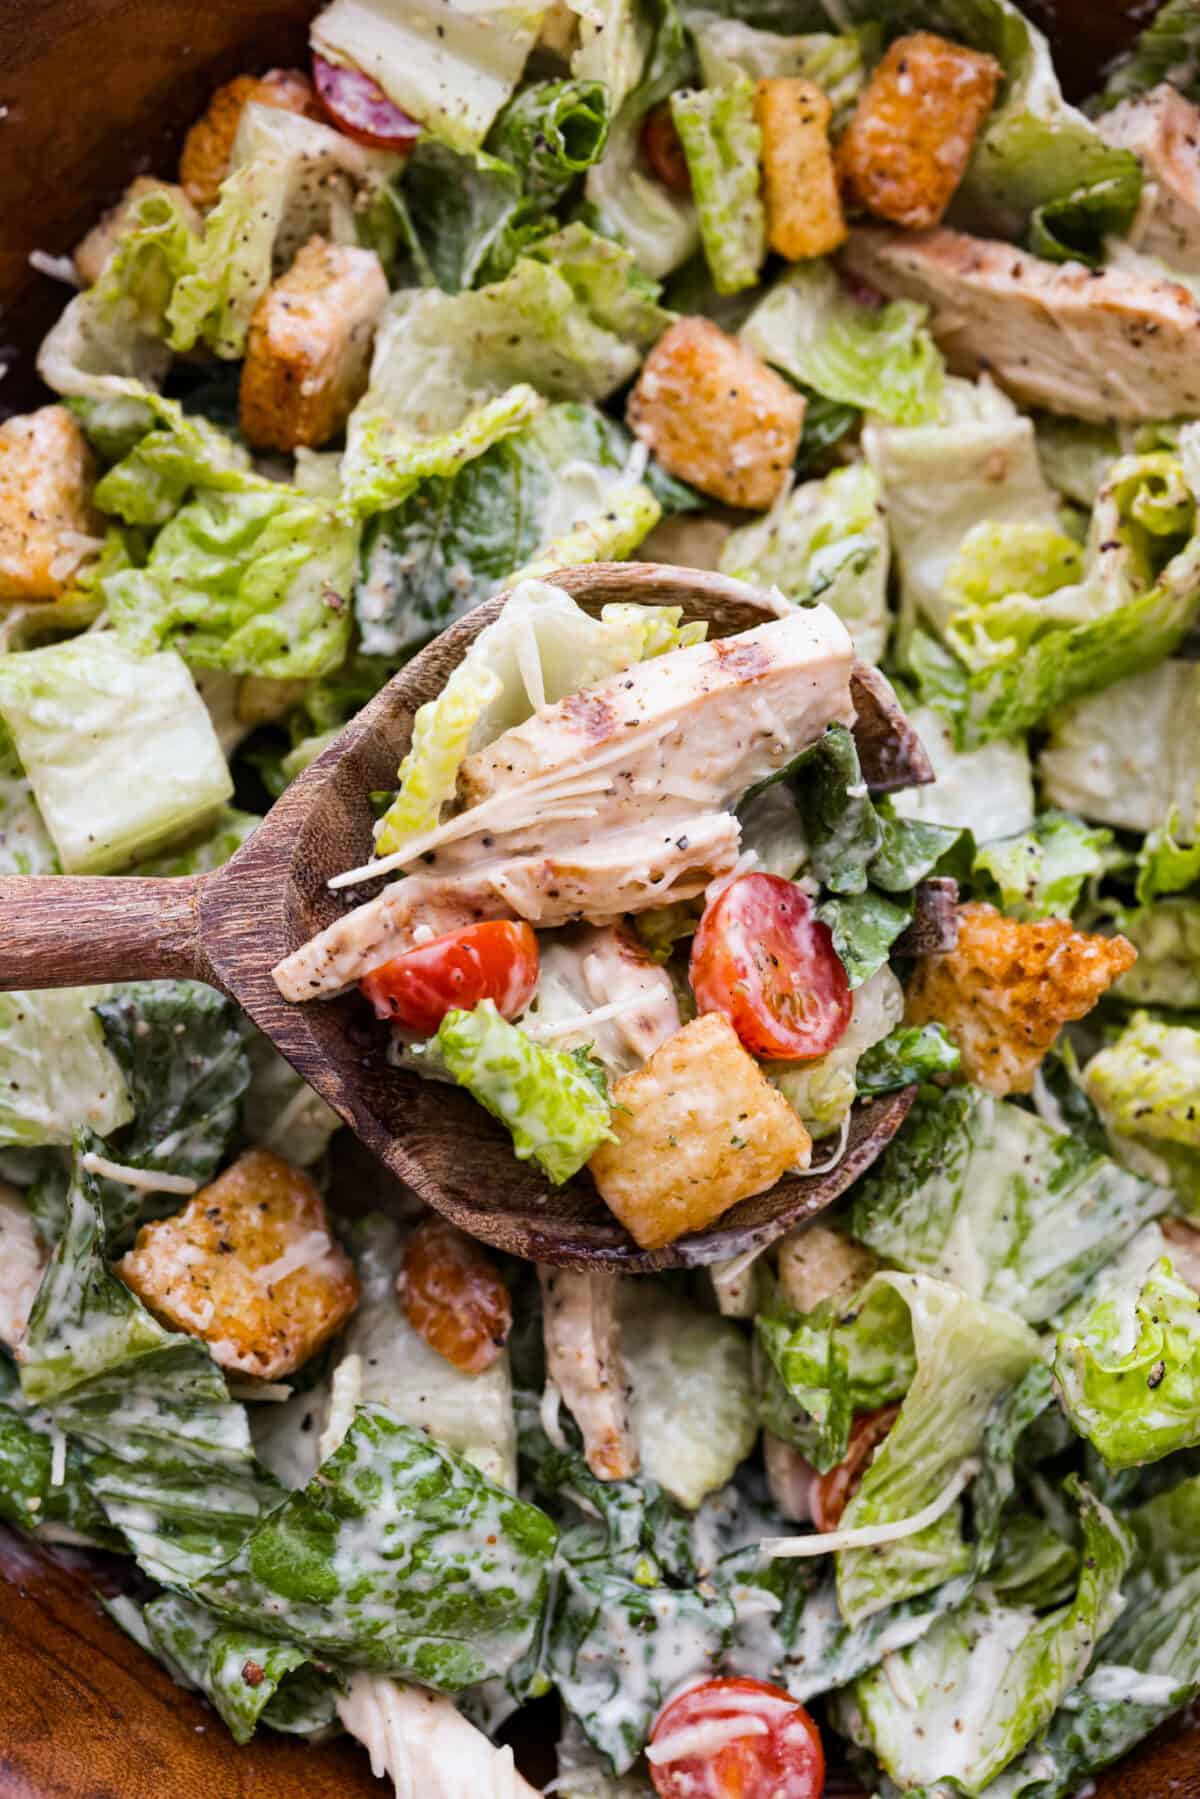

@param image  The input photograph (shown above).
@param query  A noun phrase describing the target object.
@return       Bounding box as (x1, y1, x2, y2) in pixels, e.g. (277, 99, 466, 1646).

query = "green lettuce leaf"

(835, 1482, 1132, 1795)
(196, 1403, 556, 1688)
(856, 1023, 961, 1095)
(833, 1273, 1040, 1627)
(971, 812, 1113, 921)
(0, 1361, 121, 1549)
(670, 76, 765, 296)
(1113, 900, 1200, 1011)
(1083, 1011, 1200, 1209)
(0, 992, 132, 1150)
(0, 635, 232, 874)
(794, 723, 883, 897)
(741, 261, 944, 426)
(817, 888, 913, 989)
(1096, 0, 1200, 110)
(134, 807, 259, 878)
(848, 1084, 1168, 1326)
(435, 1002, 614, 1184)
(93, 402, 259, 528)
(0, 725, 58, 877)
(1136, 810, 1200, 906)
(768, 965, 904, 1138)
(719, 462, 891, 663)
(690, 10, 868, 121)
(891, 703, 1034, 846)
(1040, 659, 1200, 840)
(138, 1592, 335, 1743)
(1055, 1257, 1200, 1469)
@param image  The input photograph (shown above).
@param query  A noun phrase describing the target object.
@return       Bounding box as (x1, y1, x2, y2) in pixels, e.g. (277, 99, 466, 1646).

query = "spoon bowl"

(0, 562, 933, 1269)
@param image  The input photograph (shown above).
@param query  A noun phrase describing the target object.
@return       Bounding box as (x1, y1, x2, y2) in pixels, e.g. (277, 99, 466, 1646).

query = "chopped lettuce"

(435, 1001, 614, 1184)
(689, 11, 867, 121)
(0, 728, 59, 879)
(670, 77, 765, 296)
(0, 990, 132, 1149)
(0, 635, 232, 874)
(971, 812, 1113, 922)
(312, 0, 545, 153)
(831, 1273, 1039, 1626)
(863, 376, 1060, 654)
(197, 1404, 556, 1688)
(794, 722, 882, 897)
(1136, 809, 1200, 907)
(891, 704, 1034, 846)
(817, 888, 913, 989)
(719, 462, 891, 663)
(848, 1085, 1169, 1326)
(1097, 0, 1200, 109)
(1115, 900, 1200, 1011)
(1040, 659, 1200, 839)
(1055, 1256, 1200, 1469)
(835, 1483, 1132, 1795)
(167, 104, 399, 358)
(106, 487, 358, 681)
(1083, 1011, 1200, 1208)
(93, 399, 259, 528)
(741, 262, 944, 427)
(135, 807, 259, 879)
(621, 1283, 756, 1509)
(356, 402, 676, 660)
(768, 965, 904, 1139)
(0, 1374, 120, 1550)
(856, 1022, 961, 1095)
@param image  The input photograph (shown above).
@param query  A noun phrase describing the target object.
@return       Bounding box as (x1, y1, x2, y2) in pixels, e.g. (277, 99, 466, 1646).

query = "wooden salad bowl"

(0, 2, 1196, 1796)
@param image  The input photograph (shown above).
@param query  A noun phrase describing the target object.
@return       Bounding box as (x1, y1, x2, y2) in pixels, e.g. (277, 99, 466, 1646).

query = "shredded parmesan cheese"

(540, 1377, 567, 1451)
(320, 1353, 363, 1460)
(647, 1716, 770, 1764)
(49, 1428, 66, 1490)
(79, 1152, 198, 1197)
(797, 1112, 851, 1178)
(760, 1458, 981, 1558)
(227, 1381, 294, 1403)
(253, 1228, 337, 1290)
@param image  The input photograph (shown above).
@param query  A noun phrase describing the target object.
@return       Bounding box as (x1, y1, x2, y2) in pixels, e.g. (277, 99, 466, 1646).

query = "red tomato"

(640, 101, 692, 194)
(312, 52, 421, 150)
(812, 1403, 902, 1532)
(648, 1678, 824, 1799)
(359, 921, 539, 1036)
(689, 873, 852, 1061)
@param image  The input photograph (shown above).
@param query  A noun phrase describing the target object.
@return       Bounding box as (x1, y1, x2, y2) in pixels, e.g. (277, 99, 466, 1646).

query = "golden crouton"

(627, 318, 806, 511)
(0, 407, 100, 603)
(239, 237, 389, 452)
(756, 78, 846, 262)
(179, 68, 323, 212)
(116, 1148, 360, 1380)
(777, 1223, 877, 1315)
(589, 1013, 812, 1250)
(904, 902, 1137, 1097)
(73, 177, 200, 288)
(836, 33, 1002, 230)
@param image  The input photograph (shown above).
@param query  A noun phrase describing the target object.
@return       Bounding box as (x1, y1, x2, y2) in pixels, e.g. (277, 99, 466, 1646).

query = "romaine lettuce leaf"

(1040, 659, 1200, 838)
(196, 1403, 556, 1689)
(835, 1482, 1132, 1795)
(0, 635, 232, 874)
(856, 1023, 961, 1095)
(167, 103, 400, 357)
(241, 1034, 340, 1173)
(1096, 0, 1200, 110)
(741, 262, 944, 427)
(506, 481, 661, 584)
(435, 1001, 614, 1185)
(971, 812, 1113, 921)
(489, 78, 611, 211)
(689, 11, 867, 121)
(670, 76, 765, 296)
(1114, 900, 1200, 1011)
(833, 1273, 1040, 1626)
(890, 704, 1034, 846)
(768, 965, 904, 1138)
(621, 1282, 756, 1509)
(138, 1592, 335, 1743)
(0, 992, 132, 1149)
(817, 888, 913, 989)
(0, 727, 58, 878)
(1135, 810, 1200, 906)
(93, 402, 258, 528)
(794, 722, 882, 897)
(1083, 1011, 1200, 1209)
(135, 807, 259, 878)
(719, 462, 891, 663)
(0, 1361, 120, 1549)
(312, 0, 545, 154)
(105, 486, 358, 681)
(1055, 1256, 1200, 1469)
(848, 1084, 1168, 1326)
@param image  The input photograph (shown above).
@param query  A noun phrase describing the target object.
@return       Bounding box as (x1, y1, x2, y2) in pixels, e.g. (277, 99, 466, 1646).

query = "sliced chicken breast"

(842, 226, 1200, 421)
(539, 1267, 639, 1481)
(1100, 85, 1200, 273)
(337, 1674, 539, 1799)
(272, 814, 740, 1001)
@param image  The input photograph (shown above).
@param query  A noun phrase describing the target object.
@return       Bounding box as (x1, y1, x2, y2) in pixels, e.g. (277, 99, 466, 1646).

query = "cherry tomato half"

(689, 873, 852, 1061)
(640, 101, 692, 194)
(312, 52, 421, 150)
(359, 921, 539, 1037)
(648, 1678, 824, 1799)
(812, 1403, 902, 1533)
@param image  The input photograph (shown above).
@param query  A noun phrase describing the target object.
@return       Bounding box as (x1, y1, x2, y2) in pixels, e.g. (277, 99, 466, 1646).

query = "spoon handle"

(0, 875, 213, 990)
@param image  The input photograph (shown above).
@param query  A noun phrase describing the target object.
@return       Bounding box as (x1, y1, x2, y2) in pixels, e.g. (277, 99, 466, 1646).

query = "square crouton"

(179, 68, 323, 212)
(589, 1013, 812, 1250)
(117, 1148, 360, 1380)
(756, 78, 846, 262)
(239, 237, 389, 451)
(904, 901, 1136, 1097)
(836, 33, 1002, 230)
(0, 407, 100, 603)
(73, 177, 200, 288)
(627, 318, 806, 511)
(776, 1223, 877, 1315)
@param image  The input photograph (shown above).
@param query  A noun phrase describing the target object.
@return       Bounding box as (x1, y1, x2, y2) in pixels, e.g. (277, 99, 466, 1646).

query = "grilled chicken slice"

(1100, 86, 1200, 273)
(532, 925, 681, 1075)
(842, 226, 1200, 421)
(539, 1267, 639, 1481)
(421, 607, 854, 872)
(272, 814, 740, 1001)
(338, 1675, 539, 1799)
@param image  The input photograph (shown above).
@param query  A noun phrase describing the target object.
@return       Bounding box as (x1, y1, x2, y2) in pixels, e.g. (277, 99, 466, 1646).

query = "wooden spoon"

(0, 563, 931, 1271)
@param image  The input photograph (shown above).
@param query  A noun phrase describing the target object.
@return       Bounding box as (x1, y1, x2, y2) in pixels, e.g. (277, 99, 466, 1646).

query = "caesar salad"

(7, 0, 1200, 1793)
